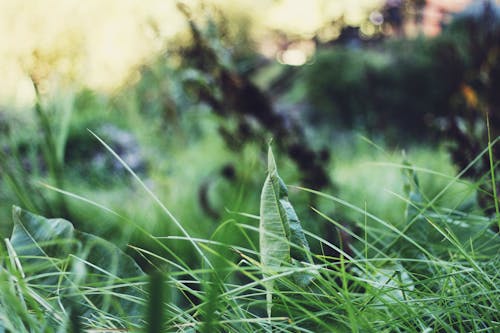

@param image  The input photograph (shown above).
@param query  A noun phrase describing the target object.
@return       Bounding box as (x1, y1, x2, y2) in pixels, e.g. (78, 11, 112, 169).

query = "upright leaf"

(398, 160, 431, 257)
(402, 159, 424, 222)
(260, 148, 289, 318)
(259, 147, 315, 318)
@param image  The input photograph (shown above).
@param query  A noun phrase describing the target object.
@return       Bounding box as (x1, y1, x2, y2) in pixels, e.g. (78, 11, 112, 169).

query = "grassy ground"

(0, 50, 498, 332)
(0, 142, 498, 332)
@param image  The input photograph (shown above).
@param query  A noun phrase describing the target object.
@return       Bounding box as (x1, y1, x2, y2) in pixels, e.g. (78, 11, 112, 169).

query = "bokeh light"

(0, 0, 387, 107)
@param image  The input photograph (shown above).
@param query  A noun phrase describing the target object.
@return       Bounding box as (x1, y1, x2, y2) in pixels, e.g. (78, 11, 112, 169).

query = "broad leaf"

(400, 161, 498, 258)
(8, 206, 145, 328)
(354, 262, 414, 305)
(259, 147, 315, 318)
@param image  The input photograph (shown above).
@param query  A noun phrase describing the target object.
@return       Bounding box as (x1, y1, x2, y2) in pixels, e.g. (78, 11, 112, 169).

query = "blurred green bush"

(303, 2, 499, 142)
(301, 1, 500, 214)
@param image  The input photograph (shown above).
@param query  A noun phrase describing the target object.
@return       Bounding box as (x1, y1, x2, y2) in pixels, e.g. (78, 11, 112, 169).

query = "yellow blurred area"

(0, 0, 186, 106)
(0, 0, 383, 107)
(266, 0, 383, 35)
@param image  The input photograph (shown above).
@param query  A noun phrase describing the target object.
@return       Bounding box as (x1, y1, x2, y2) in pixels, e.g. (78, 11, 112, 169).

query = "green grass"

(0, 66, 497, 332)
(0, 139, 498, 332)
(1, 6, 499, 331)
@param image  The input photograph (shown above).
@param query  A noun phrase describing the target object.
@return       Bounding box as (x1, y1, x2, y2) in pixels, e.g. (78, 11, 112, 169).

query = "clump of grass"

(0, 141, 498, 332)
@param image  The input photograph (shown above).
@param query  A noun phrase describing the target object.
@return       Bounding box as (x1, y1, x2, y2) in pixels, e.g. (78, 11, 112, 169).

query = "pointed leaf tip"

(267, 146, 276, 175)
(12, 205, 24, 224)
(12, 205, 21, 216)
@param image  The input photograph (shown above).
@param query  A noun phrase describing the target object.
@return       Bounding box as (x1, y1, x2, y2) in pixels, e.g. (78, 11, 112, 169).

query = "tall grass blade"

(89, 129, 213, 269)
(69, 308, 83, 333)
(486, 115, 499, 230)
(146, 271, 165, 333)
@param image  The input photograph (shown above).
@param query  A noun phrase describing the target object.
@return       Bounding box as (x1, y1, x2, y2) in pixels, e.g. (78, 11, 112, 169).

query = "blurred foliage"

(442, 1, 500, 217)
(301, 1, 500, 215)
(303, 2, 499, 135)
(170, 6, 333, 190)
(0, 0, 497, 271)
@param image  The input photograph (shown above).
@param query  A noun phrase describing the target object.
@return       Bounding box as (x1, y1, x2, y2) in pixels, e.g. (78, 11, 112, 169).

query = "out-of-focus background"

(1, 0, 498, 263)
